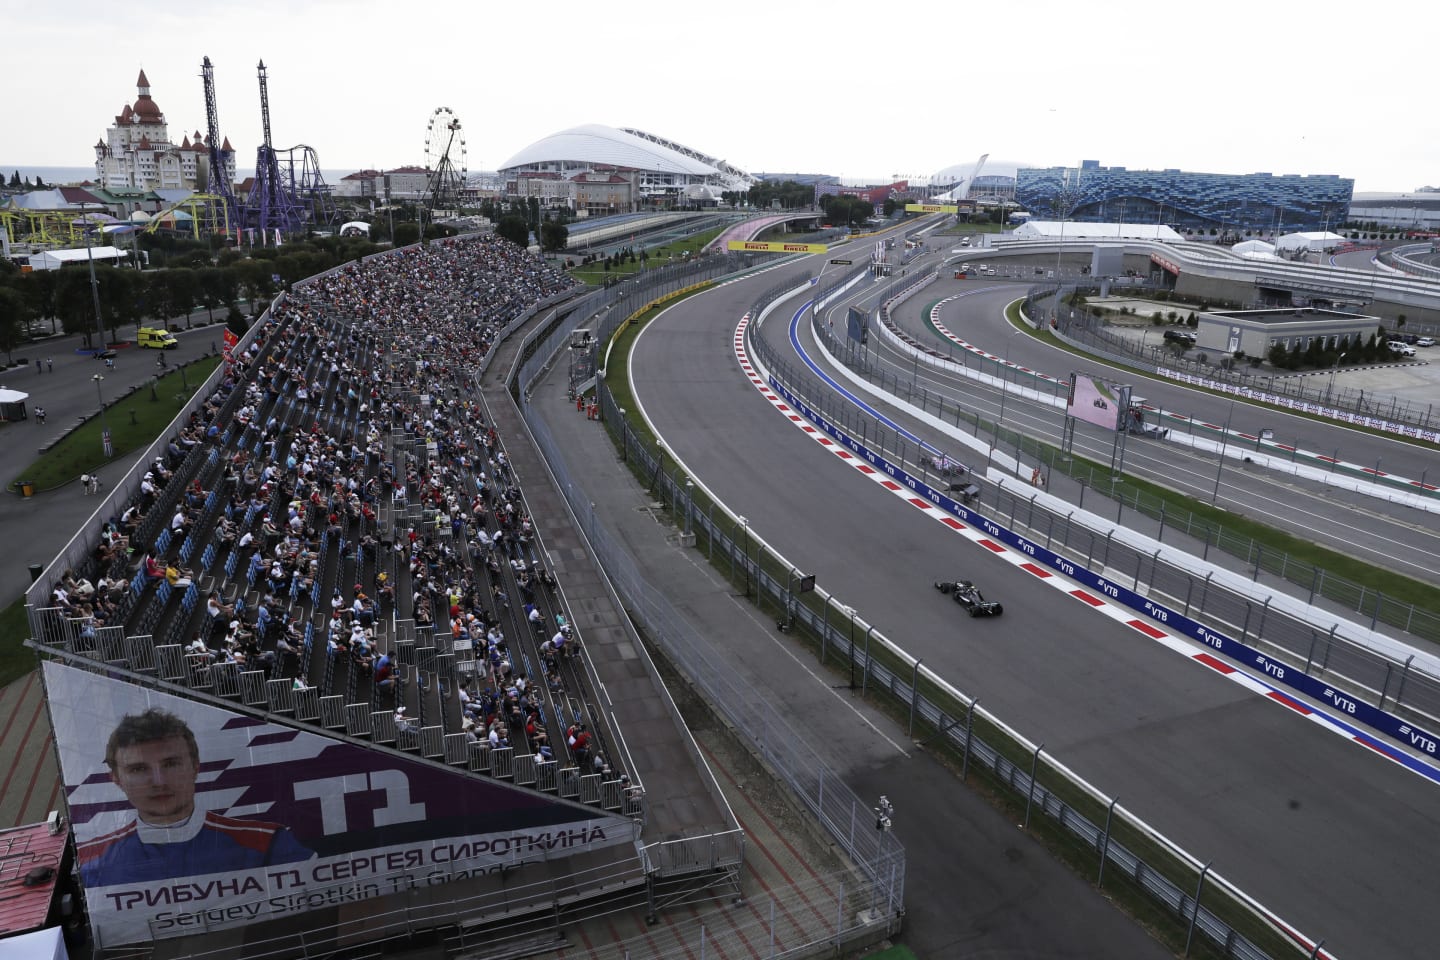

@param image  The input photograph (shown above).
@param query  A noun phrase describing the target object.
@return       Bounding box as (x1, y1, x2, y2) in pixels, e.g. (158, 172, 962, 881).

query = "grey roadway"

(629, 255, 1437, 958)
(525, 273, 1172, 958)
(956, 283, 1440, 485)
(0, 322, 229, 597)
(875, 281, 1440, 591)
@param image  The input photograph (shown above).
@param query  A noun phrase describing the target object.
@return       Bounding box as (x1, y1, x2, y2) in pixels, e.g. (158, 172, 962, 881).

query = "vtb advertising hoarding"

(45, 662, 634, 946)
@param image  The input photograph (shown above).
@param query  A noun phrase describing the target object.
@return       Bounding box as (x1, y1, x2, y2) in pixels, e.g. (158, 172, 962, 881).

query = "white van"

(1388, 341, 1416, 357)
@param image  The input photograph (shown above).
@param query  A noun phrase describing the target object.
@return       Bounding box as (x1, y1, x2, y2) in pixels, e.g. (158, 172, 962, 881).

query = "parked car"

(1387, 341, 1417, 357)
(1415, 337, 1435, 347)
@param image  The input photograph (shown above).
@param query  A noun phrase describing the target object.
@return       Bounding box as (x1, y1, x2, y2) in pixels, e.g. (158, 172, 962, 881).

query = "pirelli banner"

(44, 662, 635, 946)
(904, 203, 958, 214)
(727, 240, 828, 254)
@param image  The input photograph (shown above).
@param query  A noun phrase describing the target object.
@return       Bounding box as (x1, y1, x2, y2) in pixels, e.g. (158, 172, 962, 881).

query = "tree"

(20, 268, 60, 334)
(495, 215, 530, 248)
(197, 267, 231, 322)
(0, 287, 29, 361)
(747, 179, 815, 210)
(56, 270, 99, 345)
(7, 171, 19, 189)
(164, 268, 200, 328)
(819, 194, 872, 226)
(882, 197, 898, 217)
(232, 259, 274, 307)
(97, 269, 137, 343)
(145, 271, 176, 328)
(540, 220, 568, 253)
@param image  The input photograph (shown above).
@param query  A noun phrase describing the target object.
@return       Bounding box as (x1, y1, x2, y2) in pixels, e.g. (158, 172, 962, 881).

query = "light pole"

(93, 374, 112, 459)
(990, 327, 1024, 471)
(1325, 352, 1347, 407)
(1210, 396, 1237, 505)
(79, 202, 107, 351)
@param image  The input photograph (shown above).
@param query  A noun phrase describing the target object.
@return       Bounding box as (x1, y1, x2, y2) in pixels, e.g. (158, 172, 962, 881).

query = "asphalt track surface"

(872, 285, 1440, 587)
(629, 254, 1437, 959)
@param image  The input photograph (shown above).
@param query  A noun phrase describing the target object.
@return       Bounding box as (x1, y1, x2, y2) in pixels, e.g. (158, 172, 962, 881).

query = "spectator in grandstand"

(374, 652, 395, 693)
(205, 591, 235, 621)
(77, 708, 312, 887)
(141, 553, 166, 582)
(164, 562, 195, 589)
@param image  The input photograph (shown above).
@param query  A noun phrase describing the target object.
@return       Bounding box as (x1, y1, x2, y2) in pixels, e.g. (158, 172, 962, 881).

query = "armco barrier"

(731, 296, 1347, 955)
(820, 280, 1440, 706)
(565, 270, 1335, 958)
(764, 345, 1440, 777)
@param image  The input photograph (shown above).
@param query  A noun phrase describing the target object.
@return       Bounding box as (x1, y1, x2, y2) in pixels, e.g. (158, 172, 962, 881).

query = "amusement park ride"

(423, 107, 467, 216)
(1, 57, 339, 251)
(1, 59, 471, 255)
(204, 56, 336, 240)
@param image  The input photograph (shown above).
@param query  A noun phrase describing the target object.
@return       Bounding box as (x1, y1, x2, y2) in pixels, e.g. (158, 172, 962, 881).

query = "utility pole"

(80, 202, 106, 350)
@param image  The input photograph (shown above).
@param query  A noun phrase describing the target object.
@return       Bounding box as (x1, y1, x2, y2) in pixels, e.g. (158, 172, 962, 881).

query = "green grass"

(1020, 295, 1440, 453)
(858, 947, 918, 959)
(595, 289, 1347, 958)
(567, 227, 726, 286)
(6, 357, 222, 493)
(990, 302, 1440, 622)
(0, 597, 32, 690)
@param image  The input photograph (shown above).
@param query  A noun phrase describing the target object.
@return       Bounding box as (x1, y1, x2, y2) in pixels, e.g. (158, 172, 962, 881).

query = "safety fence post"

(1097, 797, 1119, 888)
(961, 699, 978, 781)
(1024, 744, 1045, 829)
(1184, 862, 1212, 956)
(907, 659, 923, 737)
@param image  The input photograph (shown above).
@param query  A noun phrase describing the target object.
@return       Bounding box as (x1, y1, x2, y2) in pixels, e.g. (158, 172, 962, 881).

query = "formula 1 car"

(933, 579, 1004, 617)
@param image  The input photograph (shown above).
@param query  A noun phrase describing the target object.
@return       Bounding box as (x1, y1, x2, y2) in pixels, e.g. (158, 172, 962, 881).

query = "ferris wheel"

(424, 107, 468, 211)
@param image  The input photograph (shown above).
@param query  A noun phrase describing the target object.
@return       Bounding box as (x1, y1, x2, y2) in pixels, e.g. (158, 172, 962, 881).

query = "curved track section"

(630, 261, 1439, 958)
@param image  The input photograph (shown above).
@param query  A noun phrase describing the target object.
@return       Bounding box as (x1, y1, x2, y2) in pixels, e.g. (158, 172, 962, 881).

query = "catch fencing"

(548, 266, 1343, 959)
(513, 262, 906, 950)
(1032, 284, 1440, 433)
(780, 277, 1440, 737)
(813, 280, 1440, 652)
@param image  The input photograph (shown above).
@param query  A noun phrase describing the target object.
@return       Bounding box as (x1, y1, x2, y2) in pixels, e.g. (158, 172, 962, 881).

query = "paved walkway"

(515, 279, 1172, 959)
(0, 321, 231, 596)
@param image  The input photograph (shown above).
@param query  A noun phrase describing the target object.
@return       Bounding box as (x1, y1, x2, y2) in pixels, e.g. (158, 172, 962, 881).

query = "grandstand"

(23, 236, 737, 957)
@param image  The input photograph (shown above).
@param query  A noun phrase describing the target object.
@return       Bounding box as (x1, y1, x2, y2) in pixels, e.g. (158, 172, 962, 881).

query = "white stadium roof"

(499, 124, 755, 190)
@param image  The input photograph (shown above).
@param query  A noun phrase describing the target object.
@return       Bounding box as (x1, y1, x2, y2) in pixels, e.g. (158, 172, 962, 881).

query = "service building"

(1196, 307, 1380, 358)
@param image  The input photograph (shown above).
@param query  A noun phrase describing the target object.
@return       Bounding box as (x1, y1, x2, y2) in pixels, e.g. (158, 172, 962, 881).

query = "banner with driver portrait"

(44, 662, 635, 947)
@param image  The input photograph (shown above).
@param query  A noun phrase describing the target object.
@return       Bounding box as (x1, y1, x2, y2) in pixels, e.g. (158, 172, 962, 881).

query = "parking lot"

(1091, 303, 1440, 408)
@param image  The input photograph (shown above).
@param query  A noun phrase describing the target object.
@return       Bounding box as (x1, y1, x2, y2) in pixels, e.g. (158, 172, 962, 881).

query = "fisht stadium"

(497, 123, 757, 212)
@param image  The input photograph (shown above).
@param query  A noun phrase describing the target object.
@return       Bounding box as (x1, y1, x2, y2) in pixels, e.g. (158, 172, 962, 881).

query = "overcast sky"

(8, 0, 1434, 193)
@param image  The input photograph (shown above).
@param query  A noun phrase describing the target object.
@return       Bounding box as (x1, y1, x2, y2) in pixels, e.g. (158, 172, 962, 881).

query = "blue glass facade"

(1014, 160, 1354, 233)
